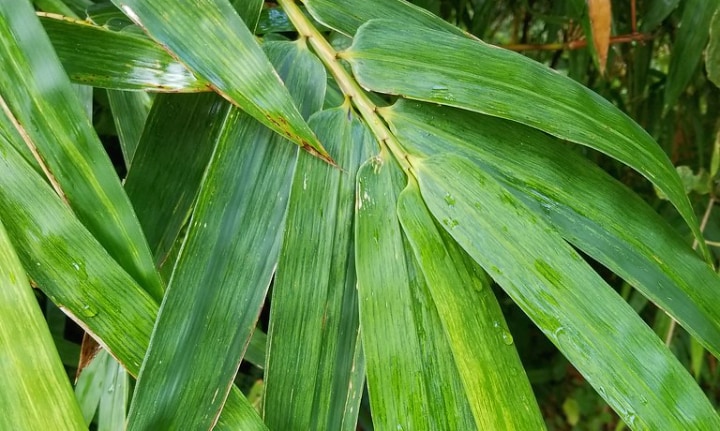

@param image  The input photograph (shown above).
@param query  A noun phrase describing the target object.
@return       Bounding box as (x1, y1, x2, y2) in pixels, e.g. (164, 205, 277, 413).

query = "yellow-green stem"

(278, 0, 412, 172)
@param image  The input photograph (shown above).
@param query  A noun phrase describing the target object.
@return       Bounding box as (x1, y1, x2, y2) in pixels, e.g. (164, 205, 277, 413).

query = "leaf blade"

(415, 154, 720, 430)
(345, 19, 708, 259)
(112, 0, 332, 161)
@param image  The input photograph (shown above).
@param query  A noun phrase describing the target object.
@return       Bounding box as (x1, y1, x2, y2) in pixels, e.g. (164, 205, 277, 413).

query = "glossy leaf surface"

(415, 154, 720, 430)
(41, 14, 208, 92)
(345, 19, 708, 259)
(127, 40, 325, 430)
(111, 0, 331, 161)
(264, 106, 372, 430)
(382, 100, 720, 360)
(0, 0, 164, 300)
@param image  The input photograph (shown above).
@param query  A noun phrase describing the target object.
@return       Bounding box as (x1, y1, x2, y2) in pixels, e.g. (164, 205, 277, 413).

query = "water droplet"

(444, 193, 456, 206)
(430, 85, 455, 101)
(502, 331, 514, 345)
(442, 218, 459, 229)
(80, 304, 98, 318)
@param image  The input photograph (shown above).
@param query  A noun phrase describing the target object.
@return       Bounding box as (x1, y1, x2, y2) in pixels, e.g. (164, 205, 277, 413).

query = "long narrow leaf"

(397, 181, 546, 430)
(127, 40, 326, 430)
(663, 0, 720, 110)
(124, 93, 231, 265)
(107, 90, 153, 167)
(304, 0, 462, 37)
(382, 100, 720, 360)
(0, 0, 164, 300)
(264, 105, 373, 430)
(0, 131, 266, 430)
(40, 14, 208, 92)
(414, 154, 720, 430)
(355, 153, 477, 429)
(344, 19, 709, 259)
(111, 0, 332, 161)
(0, 217, 86, 430)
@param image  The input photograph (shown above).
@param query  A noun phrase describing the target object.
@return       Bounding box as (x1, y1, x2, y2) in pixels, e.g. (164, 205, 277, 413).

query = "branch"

(501, 32, 654, 52)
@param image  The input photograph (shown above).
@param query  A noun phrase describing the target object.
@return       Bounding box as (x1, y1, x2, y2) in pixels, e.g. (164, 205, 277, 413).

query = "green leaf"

(414, 154, 720, 430)
(0, 132, 266, 430)
(41, 14, 209, 92)
(107, 90, 152, 167)
(264, 106, 373, 430)
(344, 19, 709, 260)
(640, 0, 680, 31)
(382, 100, 720, 361)
(126, 40, 325, 430)
(304, 0, 462, 37)
(0, 0, 164, 300)
(0, 217, 86, 430)
(355, 153, 478, 429)
(111, 0, 332, 161)
(397, 180, 546, 430)
(708, 8, 720, 89)
(664, 0, 720, 110)
(123, 93, 231, 265)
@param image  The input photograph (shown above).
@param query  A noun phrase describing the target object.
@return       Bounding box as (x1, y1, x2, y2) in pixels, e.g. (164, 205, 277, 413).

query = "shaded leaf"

(414, 154, 720, 430)
(344, 19, 709, 260)
(708, 8, 720, 88)
(111, 0, 332, 161)
(641, 0, 680, 31)
(664, 0, 720, 110)
(107, 90, 152, 167)
(124, 93, 231, 265)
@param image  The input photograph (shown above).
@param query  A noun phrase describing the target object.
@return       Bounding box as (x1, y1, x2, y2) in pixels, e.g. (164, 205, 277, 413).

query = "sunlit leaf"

(398, 180, 546, 430)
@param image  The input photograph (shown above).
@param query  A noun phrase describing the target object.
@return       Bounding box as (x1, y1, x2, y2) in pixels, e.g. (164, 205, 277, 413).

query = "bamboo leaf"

(111, 0, 332, 161)
(123, 93, 231, 265)
(641, 0, 680, 31)
(40, 14, 209, 92)
(107, 90, 153, 167)
(708, 8, 720, 88)
(127, 40, 325, 430)
(0, 127, 266, 431)
(664, 0, 720, 110)
(0, 217, 86, 431)
(304, 0, 462, 37)
(397, 181, 546, 430)
(344, 19, 709, 260)
(264, 105, 373, 430)
(414, 154, 720, 430)
(383, 100, 720, 360)
(0, 0, 164, 300)
(355, 153, 477, 429)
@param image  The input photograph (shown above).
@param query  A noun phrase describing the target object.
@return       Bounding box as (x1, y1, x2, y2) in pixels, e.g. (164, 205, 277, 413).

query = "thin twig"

(501, 32, 653, 52)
